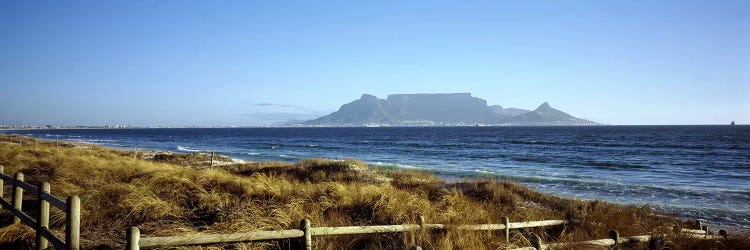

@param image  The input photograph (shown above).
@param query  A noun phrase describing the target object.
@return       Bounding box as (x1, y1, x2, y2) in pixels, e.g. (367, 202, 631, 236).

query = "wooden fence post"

(300, 219, 311, 250)
(417, 214, 425, 245)
(530, 234, 543, 250)
(609, 229, 619, 248)
(36, 182, 51, 250)
(502, 217, 510, 243)
(66, 196, 81, 250)
(12, 172, 24, 224)
(0, 165, 4, 198)
(126, 227, 140, 250)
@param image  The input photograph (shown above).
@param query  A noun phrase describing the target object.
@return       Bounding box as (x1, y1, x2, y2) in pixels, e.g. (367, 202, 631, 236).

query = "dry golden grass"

(0, 134, 746, 249)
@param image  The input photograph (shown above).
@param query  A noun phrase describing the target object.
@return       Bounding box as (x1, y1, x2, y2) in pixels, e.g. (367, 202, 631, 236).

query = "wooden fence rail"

(126, 216, 567, 249)
(511, 232, 727, 250)
(128, 213, 731, 250)
(508, 222, 729, 250)
(0, 165, 81, 250)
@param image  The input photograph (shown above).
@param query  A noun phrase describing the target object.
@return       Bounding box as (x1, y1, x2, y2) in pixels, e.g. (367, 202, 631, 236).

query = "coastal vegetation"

(0, 134, 747, 249)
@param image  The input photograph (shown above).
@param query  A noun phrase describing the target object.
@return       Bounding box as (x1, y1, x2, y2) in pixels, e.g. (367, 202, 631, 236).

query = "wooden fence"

(0, 166, 81, 250)
(127, 214, 731, 250)
(126, 216, 567, 249)
(510, 226, 728, 250)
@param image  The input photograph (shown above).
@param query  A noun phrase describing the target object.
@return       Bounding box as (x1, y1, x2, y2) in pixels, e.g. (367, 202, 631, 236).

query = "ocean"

(3, 126, 749, 228)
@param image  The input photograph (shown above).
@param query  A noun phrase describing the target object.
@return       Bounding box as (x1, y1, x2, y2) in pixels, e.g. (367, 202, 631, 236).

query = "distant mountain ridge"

(301, 93, 598, 126)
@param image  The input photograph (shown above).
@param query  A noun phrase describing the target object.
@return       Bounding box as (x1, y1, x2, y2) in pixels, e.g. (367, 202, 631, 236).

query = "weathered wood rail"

(509, 221, 730, 250)
(128, 213, 732, 250)
(126, 216, 567, 249)
(0, 165, 81, 250)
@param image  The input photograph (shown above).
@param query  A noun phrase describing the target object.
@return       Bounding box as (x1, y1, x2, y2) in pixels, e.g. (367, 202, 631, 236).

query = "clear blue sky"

(1, 1, 748, 126)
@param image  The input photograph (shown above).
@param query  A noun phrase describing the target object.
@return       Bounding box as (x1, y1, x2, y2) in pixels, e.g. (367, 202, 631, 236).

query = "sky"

(1, 0, 748, 126)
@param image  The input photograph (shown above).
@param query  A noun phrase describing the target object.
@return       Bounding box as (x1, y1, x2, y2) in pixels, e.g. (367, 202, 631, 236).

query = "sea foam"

(176, 146, 201, 152)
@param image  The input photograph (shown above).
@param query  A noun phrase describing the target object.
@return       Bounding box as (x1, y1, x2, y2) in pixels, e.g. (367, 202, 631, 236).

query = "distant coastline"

(4, 124, 750, 131)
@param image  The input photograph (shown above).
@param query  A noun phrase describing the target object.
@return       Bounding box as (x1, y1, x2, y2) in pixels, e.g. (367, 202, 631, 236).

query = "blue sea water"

(3, 126, 749, 228)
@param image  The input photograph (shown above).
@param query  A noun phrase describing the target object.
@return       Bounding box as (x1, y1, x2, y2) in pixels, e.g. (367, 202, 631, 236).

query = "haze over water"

(5, 125, 749, 227)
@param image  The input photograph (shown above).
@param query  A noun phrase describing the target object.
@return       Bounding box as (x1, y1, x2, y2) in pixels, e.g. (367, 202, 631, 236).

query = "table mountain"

(302, 93, 598, 126)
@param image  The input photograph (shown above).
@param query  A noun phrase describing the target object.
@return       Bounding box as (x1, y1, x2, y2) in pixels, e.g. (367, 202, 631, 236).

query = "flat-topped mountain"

(303, 93, 598, 126)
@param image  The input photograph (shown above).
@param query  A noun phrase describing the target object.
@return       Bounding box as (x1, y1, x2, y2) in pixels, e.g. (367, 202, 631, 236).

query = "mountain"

(310, 94, 399, 125)
(301, 93, 598, 126)
(489, 105, 531, 116)
(385, 93, 495, 123)
(513, 102, 596, 125)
